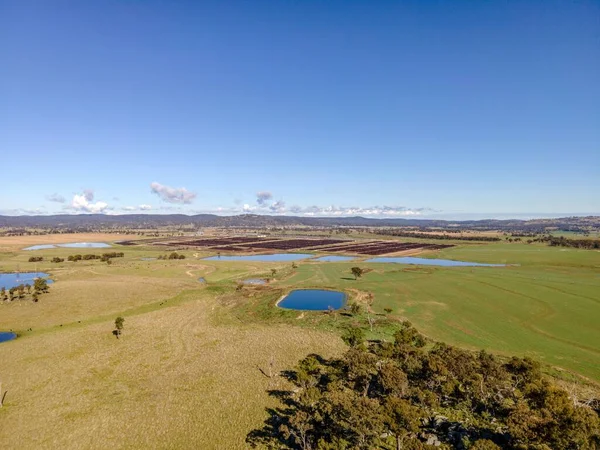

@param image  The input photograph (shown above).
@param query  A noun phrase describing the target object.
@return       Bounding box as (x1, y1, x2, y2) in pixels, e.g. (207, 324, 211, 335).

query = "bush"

(341, 327, 365, 347)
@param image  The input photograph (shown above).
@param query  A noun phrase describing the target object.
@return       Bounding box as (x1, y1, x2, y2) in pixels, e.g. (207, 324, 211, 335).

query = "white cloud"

(67, 192, 109, 213)
(150, 182, 197, 204)
(139, 204, 152, 210)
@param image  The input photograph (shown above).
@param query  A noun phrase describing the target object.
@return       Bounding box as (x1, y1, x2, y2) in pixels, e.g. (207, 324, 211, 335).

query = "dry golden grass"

(0, 293, 343, 449)
(0, 241, 345, 449)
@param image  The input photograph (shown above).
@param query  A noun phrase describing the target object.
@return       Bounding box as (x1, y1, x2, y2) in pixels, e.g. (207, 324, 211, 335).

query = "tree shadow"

(340, 277, 356, 280)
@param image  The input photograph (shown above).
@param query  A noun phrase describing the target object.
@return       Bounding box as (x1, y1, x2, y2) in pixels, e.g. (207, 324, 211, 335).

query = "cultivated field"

(0, 236, 599, 448)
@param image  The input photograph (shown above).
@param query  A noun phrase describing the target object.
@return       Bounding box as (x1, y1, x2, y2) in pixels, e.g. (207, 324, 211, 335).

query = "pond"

(0, 332, 17, 343)
(365, 257, 506, 267)
(24, 242, 112, 250)
(312, 255, 355, 262)
(140, 257, 157, 261)
(203, 253, 313, 262)
(0, 272, 54, 290)
(278, 289, 347, 311)
(242, 279, 267, 285)
(198, 277, 206, 283)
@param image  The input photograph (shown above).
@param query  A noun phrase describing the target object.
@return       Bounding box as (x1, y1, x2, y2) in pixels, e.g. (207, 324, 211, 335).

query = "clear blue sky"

(1, 0, 598, 219)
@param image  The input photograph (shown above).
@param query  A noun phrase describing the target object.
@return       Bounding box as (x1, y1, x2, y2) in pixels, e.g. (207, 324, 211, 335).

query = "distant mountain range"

(0, 214, 598, 232)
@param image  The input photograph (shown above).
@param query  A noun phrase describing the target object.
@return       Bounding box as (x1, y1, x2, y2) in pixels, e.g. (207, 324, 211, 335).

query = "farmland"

(135, 235, 455, 255)
(0, 233, 599, 448)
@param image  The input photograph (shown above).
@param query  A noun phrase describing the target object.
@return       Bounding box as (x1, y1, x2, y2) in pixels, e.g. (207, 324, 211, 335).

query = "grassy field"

(0, 237, 599, 449)
(277, 243, 600, 380)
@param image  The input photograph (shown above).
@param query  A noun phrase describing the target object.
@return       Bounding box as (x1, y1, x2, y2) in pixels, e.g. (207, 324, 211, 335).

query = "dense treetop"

(248, 322, 600, 449)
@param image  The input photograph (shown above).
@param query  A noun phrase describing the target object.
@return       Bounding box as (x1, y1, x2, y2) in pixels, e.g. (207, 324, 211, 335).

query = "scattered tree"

(351, 267, 364, 280)
(33, 278, 49, 293)
(113, 316, 125, 339)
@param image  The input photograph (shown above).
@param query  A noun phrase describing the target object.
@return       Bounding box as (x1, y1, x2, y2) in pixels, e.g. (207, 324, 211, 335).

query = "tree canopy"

(247, 321, 600, 449)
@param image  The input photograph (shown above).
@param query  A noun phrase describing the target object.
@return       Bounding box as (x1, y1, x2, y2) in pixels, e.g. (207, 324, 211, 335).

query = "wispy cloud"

(288, 205, 432, 217)
(45, 193, 65, 203)
(83, 189, 94, 201)
(0, 207, 47, 215)
(269, 200, 286, 213)
(256, 191, 273, 205)
(121, 204, 153, 212)
(150, 182, 197, 204)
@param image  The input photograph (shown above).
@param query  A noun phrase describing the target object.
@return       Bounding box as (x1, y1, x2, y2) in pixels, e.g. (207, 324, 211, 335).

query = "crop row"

(177, 237, 272, 247)
(240, 239, 349, 250)
(314, 240, 454, 255)
(359, 243, 454, 255)
(313, 241, 380, 251)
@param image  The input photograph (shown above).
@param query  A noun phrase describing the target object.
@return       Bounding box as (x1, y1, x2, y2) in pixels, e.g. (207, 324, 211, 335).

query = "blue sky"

(1, 0, 598, 219)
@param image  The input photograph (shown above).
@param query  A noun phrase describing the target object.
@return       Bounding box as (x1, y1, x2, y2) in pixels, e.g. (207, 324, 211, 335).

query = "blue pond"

(0, 272, 54, 290)
(0, 332, 16, 343)
(242, 279, 266, 285)
(278, 289, 347, 311)
(203, 253, 313, 262)
(198, 277, 206, 283)
(365, 257, 505, 267)
(24, 242, 112, 250)
(312, 255, 356, 262)
(140, 257, 157, 261)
